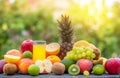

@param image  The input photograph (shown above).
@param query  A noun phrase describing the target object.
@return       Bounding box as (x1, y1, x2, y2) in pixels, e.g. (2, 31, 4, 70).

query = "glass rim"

(33, 40, 46, 44)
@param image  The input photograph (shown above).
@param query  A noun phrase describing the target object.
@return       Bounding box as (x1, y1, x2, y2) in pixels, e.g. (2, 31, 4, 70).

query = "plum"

(0, 60, 6, 73)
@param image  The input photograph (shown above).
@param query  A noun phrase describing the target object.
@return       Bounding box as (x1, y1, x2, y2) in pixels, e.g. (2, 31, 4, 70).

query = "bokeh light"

(0, 0, 120, 59)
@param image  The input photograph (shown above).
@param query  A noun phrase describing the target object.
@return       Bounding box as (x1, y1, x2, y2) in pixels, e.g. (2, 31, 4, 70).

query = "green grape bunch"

(65, 46, 96, 61)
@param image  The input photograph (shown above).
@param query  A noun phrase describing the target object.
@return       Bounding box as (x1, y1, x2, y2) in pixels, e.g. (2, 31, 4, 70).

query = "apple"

(105, 58, 120, 74)
(21, 39, 33, 53)
(76, 59, 93, 73)
(35, 59, 52, 74)
(0, 60, 6, 73)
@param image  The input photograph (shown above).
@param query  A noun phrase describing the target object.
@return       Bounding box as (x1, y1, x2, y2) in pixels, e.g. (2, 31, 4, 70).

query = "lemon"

(22, 51, 32, 59)
(28, 64, 40, 76)
(73, 40, 90, 48)
(46, 43, 60, 55)
(93, 64, 105, 75)
(4, 55, 21, 63)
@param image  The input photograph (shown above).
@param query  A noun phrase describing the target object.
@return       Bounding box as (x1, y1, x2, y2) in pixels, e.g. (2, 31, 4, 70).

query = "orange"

(46, 43, 60, 55)
(6, 49, 22, 57)
(4, 55, 21, 64)
(73, 40, 90, 48)
(47, 55, 61, 64)
(46, 52, 50, 58)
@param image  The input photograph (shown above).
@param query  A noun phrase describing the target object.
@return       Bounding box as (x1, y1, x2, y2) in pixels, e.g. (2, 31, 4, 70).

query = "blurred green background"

(0, 0, 120, 59)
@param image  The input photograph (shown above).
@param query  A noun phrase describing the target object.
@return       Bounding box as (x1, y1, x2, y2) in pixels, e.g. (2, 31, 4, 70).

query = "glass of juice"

(33, 40, 46, 62)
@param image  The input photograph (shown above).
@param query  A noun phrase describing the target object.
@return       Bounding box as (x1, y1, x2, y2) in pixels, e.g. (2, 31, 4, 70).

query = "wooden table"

(0, 73, 120, 78)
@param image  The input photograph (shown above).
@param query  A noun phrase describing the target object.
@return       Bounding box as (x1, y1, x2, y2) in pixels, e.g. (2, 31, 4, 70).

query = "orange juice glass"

(33, 40, 46, 62)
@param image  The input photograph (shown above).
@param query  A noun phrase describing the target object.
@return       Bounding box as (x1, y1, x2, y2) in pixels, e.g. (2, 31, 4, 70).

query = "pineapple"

(57, 15, 74, 59)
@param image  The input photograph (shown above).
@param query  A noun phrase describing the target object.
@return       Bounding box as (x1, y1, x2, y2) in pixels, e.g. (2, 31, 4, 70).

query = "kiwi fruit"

(3, 63, 17, 75)
(68, 64, 80, 76)
(89, 44, 101, 60)
(52, 62, 65, 75)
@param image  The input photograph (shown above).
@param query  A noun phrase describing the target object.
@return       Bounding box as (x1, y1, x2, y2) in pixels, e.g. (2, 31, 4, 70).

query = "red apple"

(105, 58, 120, 74)
(21, 39, 33, 53)
(76, 59, 93, 73)
(0, 60, 6, 73)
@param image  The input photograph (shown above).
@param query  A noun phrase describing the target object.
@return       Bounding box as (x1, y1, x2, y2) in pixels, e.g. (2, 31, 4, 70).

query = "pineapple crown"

(58, 15, 73, 43)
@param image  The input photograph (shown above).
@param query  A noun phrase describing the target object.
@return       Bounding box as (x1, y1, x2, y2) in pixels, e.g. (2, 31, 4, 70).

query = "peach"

(76, 59, 93, 73)
(18, 58, 34, 74)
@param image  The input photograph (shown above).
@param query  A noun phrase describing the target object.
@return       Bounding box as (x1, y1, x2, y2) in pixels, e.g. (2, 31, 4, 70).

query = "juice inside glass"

(33, 40, 46, 62)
